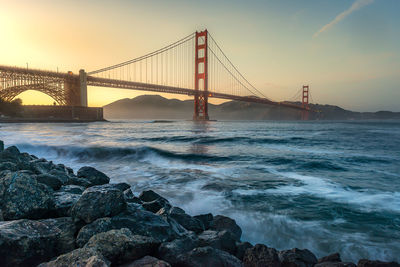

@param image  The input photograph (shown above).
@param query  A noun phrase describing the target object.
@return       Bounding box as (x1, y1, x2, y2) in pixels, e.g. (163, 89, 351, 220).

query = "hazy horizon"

(1, 0, 399, 112)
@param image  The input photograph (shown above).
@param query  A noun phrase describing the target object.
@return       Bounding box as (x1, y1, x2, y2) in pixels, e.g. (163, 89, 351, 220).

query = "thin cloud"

(313, 0, 374, 38)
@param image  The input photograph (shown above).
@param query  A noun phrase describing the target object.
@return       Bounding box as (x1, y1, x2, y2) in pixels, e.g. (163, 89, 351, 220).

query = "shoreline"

(0, 140, 399, 267)
(0, 118, 107, 123)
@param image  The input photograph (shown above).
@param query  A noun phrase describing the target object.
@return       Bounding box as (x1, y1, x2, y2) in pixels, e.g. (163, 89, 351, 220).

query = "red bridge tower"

(301, 85, 309, 120)
(193, 30, 209, 121)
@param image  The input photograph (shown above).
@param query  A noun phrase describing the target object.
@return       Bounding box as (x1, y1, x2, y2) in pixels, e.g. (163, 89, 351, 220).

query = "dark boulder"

(243, 244, 281, 267)
(157, 206, 204, 233)
(209, 215, 242, 241)
(36, 173, 63, 190)
(357, 260, 400, 267)
(0, 161, 18, 172)
(0, 217, 76, 266)
(278, 248, 318, 267)
(71, 184, 126, 223)
(66, 176, 92, 188)
(48, 169, 72, 184)
(0, 171, 55, 220)
(76, 207, 177, 247)
(77, 166, 110, 186)
(124, 188, 142, 204)
(85, 228, 160, 264)
(194, 213, 213, 229)
(143, 198, 171, 213)
(235, 241, 253, 261)
(139, 189, 168, 203)
(38, 247, 110, 267)
(120, 256, 171, 267)
(0, 140, 3, 151)
(59, 184, 85, 194)
(316, 263, 356, 267)
(198, 230, 237, 255)
(110, 182, 131, 191)
(176, 246, 242, 267)
(157, 235, 199, 265)
(54, 191, 81, 217)
(319, 253, 342, 263)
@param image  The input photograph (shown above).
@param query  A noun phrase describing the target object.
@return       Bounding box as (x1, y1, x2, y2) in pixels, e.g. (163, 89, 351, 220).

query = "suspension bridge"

(0, 30, 312, 120)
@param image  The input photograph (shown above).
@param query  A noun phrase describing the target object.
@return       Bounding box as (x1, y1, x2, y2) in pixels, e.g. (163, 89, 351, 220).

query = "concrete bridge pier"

(64, 69, 88, 107)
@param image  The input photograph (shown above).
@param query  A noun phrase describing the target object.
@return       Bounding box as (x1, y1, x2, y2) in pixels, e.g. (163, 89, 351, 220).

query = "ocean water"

(0, 120, 399, 262)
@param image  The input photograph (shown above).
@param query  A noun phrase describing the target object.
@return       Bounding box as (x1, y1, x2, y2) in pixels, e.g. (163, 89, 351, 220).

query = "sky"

(1, 0, 399, 111)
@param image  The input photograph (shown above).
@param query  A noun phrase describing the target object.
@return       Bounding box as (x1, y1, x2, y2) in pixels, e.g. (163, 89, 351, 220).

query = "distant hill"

(103, 95, 400, 120)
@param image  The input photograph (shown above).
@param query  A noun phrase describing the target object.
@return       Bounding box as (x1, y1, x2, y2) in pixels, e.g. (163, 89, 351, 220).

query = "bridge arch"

(0, 84, 67, 105)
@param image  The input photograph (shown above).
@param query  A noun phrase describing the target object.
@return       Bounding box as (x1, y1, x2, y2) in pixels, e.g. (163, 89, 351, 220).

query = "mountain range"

(103, 95, 400, 120)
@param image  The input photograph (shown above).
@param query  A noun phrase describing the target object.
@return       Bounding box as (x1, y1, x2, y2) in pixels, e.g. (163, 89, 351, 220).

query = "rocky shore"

(0, 140, 399, 267)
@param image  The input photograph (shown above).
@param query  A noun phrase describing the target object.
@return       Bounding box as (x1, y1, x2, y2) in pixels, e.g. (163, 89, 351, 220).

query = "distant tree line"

(0, 98, 23, 117)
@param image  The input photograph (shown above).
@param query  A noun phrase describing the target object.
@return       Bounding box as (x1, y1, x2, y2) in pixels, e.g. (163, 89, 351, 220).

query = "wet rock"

(0, 140, 3, 151)
(176, 246, 242, 267)
(48, 169, 72, 184)
(167, 207, 204, 233)
(139, 189, 168, 203)
(143, 198, 171, 213)
(235, 241, 253, 261)
(36, 173, 63, 190)
(66, 176, 92, 187)
(71, 184, 126, 223)
(77, 166, 110, 186)
(157, 235, 199, 265)
(121, 256, 171, 267)
(38, 247, 110, 267)
(243, 244, 281, 267)
(110, 182, 131, 191)
(76, 207, 177, 247)
(85, 228, 160, 264)
(124, 188, 143, 204)
(0, 171, 55, 220)
(54, 191, 81, 217)
(315, 263, 356, 267)
(209, 215, 242, 241)
(198, 230, 237, 255)
(59, 184, 85, 194)
(0, 161, 18, 172)
(194, 213, 213, 229)
(357, 260, 400, 267)
(319, 253, 342, 263)
(0, 217, 76, 266)
(278, 248, 318, 267)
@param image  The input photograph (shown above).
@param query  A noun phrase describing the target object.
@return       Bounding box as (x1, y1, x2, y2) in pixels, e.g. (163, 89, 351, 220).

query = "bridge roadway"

(0, 65, 307, 112)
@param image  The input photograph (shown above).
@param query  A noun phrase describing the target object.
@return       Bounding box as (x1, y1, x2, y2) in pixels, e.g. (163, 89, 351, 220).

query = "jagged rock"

(0, 161, 18, 172)
(54, 191, 81, 217)
(59, 184, 85, 194)
(315, 263, 356, 267)
(66, 176, 92, 187)
(143, 199, 171, 213)
(194, 213, 213, 229)
(198, 230, 237, 255)
(48, 169, 72, 184)
(110, 182, 131, 191)
(38, 247, 110, 267)
(176, 246, 242, 267)
(278, 248, 318, 267)
(124, 188, 142, 204)
(243, 244, 281, 267)
(357, 260, 400, 267)
(157, 235, 199, 265)
(85, 228, 160, 264)
(235, 241, 253, 261)
(0, 171, 55, 220)
(209, 215, 242, 241)
(36, 173, 63, 190)
(0, 140, 3, 151)
(76, 206, 177, 247)
(139, 189, 168, 203)
(157, 206, 204, 233)
(121, 256, 171, 267)
(71, 184, 126, 223)
(77, 166, 110, 186)
(319, 253, 342, 263)
(0, 217, 76, 266)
